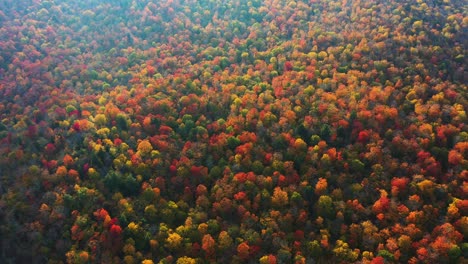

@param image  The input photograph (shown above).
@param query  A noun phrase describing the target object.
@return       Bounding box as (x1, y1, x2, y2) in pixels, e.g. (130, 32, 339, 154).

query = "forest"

(0, 0, 466, 263)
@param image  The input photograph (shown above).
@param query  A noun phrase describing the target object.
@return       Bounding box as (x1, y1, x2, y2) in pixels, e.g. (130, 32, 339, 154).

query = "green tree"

(316, 195, 335, 219)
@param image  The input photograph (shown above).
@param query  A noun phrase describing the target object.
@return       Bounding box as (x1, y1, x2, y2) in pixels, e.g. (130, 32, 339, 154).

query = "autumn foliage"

(0, 0, 466, 263)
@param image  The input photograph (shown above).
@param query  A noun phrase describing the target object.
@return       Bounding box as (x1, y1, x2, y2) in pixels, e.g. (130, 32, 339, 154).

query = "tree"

(202, 234, 216, 258)
(166, 232, 183, 251)
(307, 240, 322, 258)
(259, 255, 277, 264)
(176, 257, 197, 264)
(271, 187, 289, 208)
(137, 139, 153, 157)
(316, 195, 334, 218)
(218, 231, 233, 252)
(333, 240, 359, 262)
(237, 242, 250, 260)
(315, 178, 328, 195)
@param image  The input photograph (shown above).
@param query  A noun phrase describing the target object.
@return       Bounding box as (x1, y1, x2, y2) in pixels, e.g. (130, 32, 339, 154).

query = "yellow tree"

(271, 187, 289, 208)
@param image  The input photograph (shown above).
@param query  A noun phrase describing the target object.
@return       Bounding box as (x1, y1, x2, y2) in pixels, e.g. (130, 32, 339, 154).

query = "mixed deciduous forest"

(0, 0, 466, 263)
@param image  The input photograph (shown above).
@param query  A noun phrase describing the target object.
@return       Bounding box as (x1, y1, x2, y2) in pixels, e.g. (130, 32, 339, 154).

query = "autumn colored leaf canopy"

(0, 0, 466, 263)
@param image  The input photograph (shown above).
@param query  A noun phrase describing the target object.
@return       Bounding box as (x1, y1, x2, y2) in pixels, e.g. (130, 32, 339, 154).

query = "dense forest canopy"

(0, 0, 466, 263)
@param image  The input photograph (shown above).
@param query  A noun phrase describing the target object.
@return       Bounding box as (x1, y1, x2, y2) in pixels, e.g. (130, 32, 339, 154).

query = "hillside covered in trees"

(0, 0, 466, 263)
